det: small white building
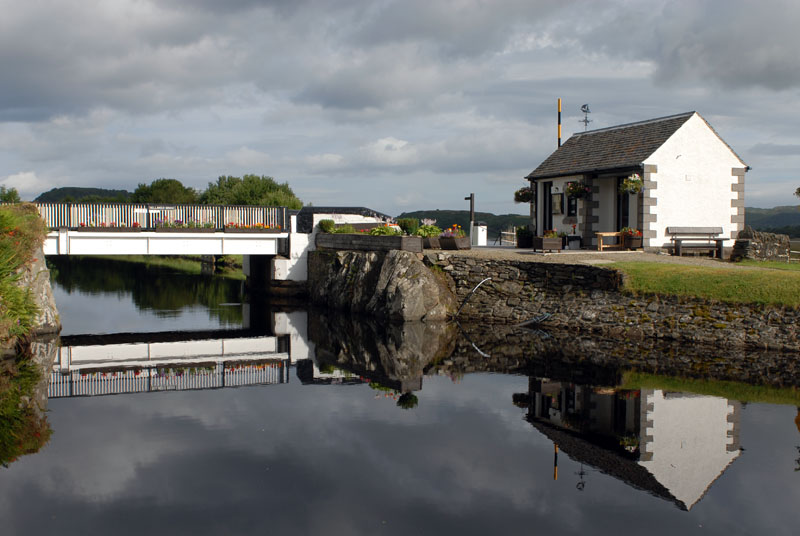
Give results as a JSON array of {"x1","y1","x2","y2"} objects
[{"x1": 524, "y1": 112, "x2": 749, "y2": 249}]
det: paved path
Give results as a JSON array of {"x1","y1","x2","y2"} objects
[{"x1": 435, "y1": 247, "x2": 774, "y2": 270}]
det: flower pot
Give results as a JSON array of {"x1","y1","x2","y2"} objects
[
  {"x1": 422, "y1": 237, "x2": 441, "y2": 249},
  {"x1": 516, "y1": 235, "x2": 533, "y2": 248},
  {"x1": 76, "y1": 227, "x2": 142, "y2": 232},
  {"x1": 533, "y1": 236, "x2": 562, "y2": 252},
  {"x1": 155, "y1": 227, "x2": 216, "y2": 232},
  {"x1": 624, "y1": 236, "x2": 643, "y2": 250},
  {"x1": 224, "y1": 227, "x2": 282, "y2": 233},
  {"x1": 439, "y1": 236, "x2": 471, "y2": 250}
]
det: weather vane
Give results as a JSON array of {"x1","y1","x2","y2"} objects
[{"x1": 580, "y1": 104, "x2": 592, "y2": 131}]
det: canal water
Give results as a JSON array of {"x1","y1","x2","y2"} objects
[{"x1": 1, "y1": 257, "x2": 799, "y2": 535}]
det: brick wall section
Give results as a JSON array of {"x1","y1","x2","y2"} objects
[{"x1": 426, "y1": 253, "x2": 799, "y2": 352}]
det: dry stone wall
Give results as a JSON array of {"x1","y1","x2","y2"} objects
[
  {"x1": 426, "y1": 252, "x2": 798, "y2": 352},
  {"x1": 731, "y1": 226, "x2": 791, "y2": 262}
]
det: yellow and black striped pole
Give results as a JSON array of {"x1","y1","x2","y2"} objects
[{"x1": 558, "y1": 98, "x2": 562, "y2": 148}]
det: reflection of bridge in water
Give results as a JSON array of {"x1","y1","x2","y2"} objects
[{"x1": 50, "y1": 329, "x2": 291, "y2": 398}]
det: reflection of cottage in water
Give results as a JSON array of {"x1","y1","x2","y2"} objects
[{"x1": 516, "y1": 378, "x2": 741, "y2": 510}]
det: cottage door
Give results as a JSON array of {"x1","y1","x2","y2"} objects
[
  {"x1": 543, "y1": 182, "x2": 553, "y2": 231},
  {"x1": 616, "y1": 177, "x2": 629, "y2": 231}
]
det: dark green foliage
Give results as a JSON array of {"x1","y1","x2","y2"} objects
[
  {"x1": 516, "y1": 226, "x2": 533, "y2": 239},
  {"x1": 0, "y1": 186, "x2": 21, "y2": 203},
  {"x1": 318, "y1": 219, "x2": 335, "y2": 233},
  {"x1": 745, "y1": 206, "x2": 800, "y2": 229},
  {"x1": 396, "y1": 392, "x2": 418, "y2": 410},
  {"x1": 396, "y1": 218, "x2": 419, "y2": 236},
  {"x1": 199, "y1": 174, "x2": 302, "y2": 209},
  {"x1": 131, "y1": 178, "x2": 198, "y2": 204},
  {"x1": 34, "y1": 187, "x2": 131, "y2": 203},
  {"x1": 0, "y1": 358, "x2": 52, "y2": 466},
  {"x1": 397, "y1": 210, "x2": 528, "y2": 240}
]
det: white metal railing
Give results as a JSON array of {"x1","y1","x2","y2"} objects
[
  {"x1": 33, "y1": 202, "x2": 287, "y2": 231},
  {"x1": 48, "y1": 360, "x2": 289, "y2": 398}
]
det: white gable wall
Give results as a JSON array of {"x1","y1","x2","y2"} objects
[{"x1": 643, "y1": 113, "x2": 744, "y2": 247}]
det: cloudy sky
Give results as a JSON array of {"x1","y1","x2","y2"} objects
[{"x1": 1, "y1": 0, "x2": 798, "y2": 215}]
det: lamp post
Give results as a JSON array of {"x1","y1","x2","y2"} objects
[{"x1": 465, "y1": 193, "x2": 474, "y2": 244}]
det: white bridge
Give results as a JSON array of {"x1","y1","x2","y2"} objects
[{"x1": 35, "y1": 202, "x2": 289, "y2": 256}]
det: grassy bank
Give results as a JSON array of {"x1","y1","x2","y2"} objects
[
  {"x1": 89, "y1": 254, "x2": 245, "y2": 280},
  {"x1": 0, "y1": 204, "x2": 47, "y2": 343},
  {"x1": 621, "y1": 371, "x2": 800, "y2": 406},
  {"x1": 610, "y1": 261, "x2": 800, "y2": 308}
]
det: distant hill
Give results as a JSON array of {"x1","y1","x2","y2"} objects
[
  {"x1": 35, "y1": 187, "x2": 132, "y2": 203},
  {"x1": 396, "y1": 210, "x2": 529, "y2": 239},
  {"x1": 745, "y1": 205, "x2": 800, "y2": 237}
]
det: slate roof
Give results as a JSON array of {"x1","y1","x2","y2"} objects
[{"x1": 526, "y1": 112, "x2": 696, "y2": 180}]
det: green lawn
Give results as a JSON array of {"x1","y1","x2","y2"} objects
[
  {"x1": 621, "y1": 371, "x2": 800, "y2": 406},
  {"x1": 609, "y1": 261, "x2": 800, "y2": 308}
]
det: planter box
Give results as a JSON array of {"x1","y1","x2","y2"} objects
[
  {"x1": 76, "y1": 227, "x2": 142, "y2": 232},
  {"x1": 533, "y1": 236, "x2": 562, "y2": 252},
  {"x1": 224, "y1": 227, "x2": 282, "y2": 233},
  {"x1": 439, "y1": 236, "x2": 471, "y2": 250},
  {"x1": 516, "y1": 235, "x2": 533, "y2": 248},
  {"x1": 316, "y1": 233, "x2": 423, "y2": 253},
  {"x1": 625, "y1": 236, "x2": 643, "y2": 250},
  {"x1": 155, "y1": 227, "x2": 216, "y2": 233},
  {"x1": 422, "y1": 237, "x2": 441, "y2": 249}
]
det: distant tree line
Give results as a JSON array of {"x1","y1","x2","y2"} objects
[{"x1": 33, "y1": 174, "x2": 302, "y2": 208}]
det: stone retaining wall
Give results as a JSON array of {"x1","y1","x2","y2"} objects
[
  {"x1": 730, "y1": 226, "x2": 791, "y2": 262},
  {"x1": 425, "y1": 252, "x2": 798, "y2": 352}
]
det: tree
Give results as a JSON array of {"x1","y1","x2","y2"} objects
[
  {"x1": 199, "y1": 174, "x2": 302, "y2": 209},
  {"x1": 131, "y1": 178, "x2": 198, "y2": 204},
  {"x1": 795, "y1": 186, "x2": 800, "y2": 198},
  {"x1": 0, "y1": 186, "x2": 21, "y2": 203}
]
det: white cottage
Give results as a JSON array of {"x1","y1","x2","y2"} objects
[{"x1": 525, "y1": 112, "x2": 749, "y2": 249}]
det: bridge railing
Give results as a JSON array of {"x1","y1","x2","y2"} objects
[{"x1": 34, "y1": 202, "x2": 287, "y2": 231}]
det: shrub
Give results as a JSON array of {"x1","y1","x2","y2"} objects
[
  {"x1": 415, "y1": 225, "x2": 442, "y2": 238},
  {"x1": 516, "y1": 226, "x2": 533, "y2": 239},
  {"x1": 396, "y1": 218, "x2": 419, "y2": 236},
  {"x1": 333, "y1": 224, "x2": 356, "y2": 234},
  {"x1": 369, "y1": 225, "x2": 401, "y2": 236},
  {"x1": 318, "y1": 219, "x2": 335, "y2": 233}
]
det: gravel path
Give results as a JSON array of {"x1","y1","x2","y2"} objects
[{"x1": 432, "y1": 247, "x2": 765, "y2": 270}]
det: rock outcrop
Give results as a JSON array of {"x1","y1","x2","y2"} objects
[
  {"x1": 21, "y1": 246, "x2": 61, "y2": 336},
  {"x1": 308, "y1": 249, "x2": 457, "y2": 321}
]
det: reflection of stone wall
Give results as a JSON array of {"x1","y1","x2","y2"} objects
[
  {"x1": 428, "y1": 253, "x2": 798, "y2": 352},
  {"x1": 730, "y1": 226, "x2": 791, "y2": 262}
]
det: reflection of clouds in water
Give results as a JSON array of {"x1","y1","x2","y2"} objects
[{"x1": 1, "y1": 375, "x2": 800, "y2": 533}]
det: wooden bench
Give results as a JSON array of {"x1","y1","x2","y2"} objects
[
  {"x1": 596, "y1": 231, "x2": 623, "y2": 251},
  {"x1": 666, "y1": 226, "x2": 726, "y2": 258}
]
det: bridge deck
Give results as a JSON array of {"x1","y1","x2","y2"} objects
[{"x1": 44, "y1": 228, "x2": 287, "y2": 255}]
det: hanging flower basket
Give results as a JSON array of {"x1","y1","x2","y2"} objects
[
  {"x1": 619, "y1": 173, "x2": 643, "y2": 194},
  {"x1": 565, "y1": 181, "x2": 591, "y2": 199}
]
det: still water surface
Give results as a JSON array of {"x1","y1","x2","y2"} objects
[{"x1": 1, "y1": 257, "x2": 799, "y2": 535}]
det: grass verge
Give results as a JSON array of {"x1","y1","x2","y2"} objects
[
  {"x1": 621, "y1": 371, "x2": 800, "y2": 406},
  {"x1": 0, "y1": 204, "x2": 47, "y2": 343},
  {"x1": 609, "y1": 261, "x2": 800, "y2": 308}
]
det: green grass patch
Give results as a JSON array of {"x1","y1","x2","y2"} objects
[
  {"x1": 621, "y1": 371, "x2": 800, "y2": 406},
  {"x1": 609, "y1": 261, "x2": 800, "y2": 307},
  {"x1": 736, "y1": 259, "x2": 800, "y2": 271},
  {"x1": 0, "y1": 204, "x2": 47, "y2": 343}
]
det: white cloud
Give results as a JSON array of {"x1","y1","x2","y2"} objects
[{"x1": 1, "y1": 171, "x2": 51, "y2": 200}]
